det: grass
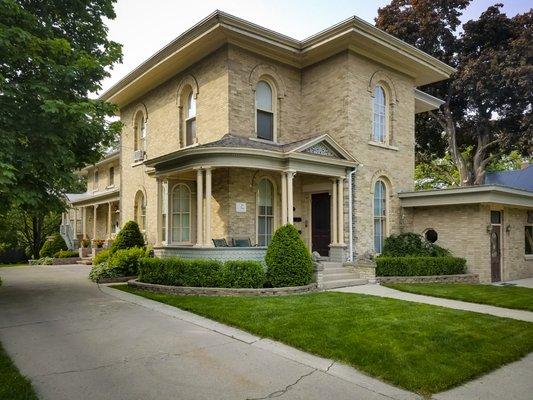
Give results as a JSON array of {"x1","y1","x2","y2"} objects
[
  {"x1": 0, "y1": 263, "x2": 28, "y2": 268},
  {"x1": 0, "y1": 342, "x2": 38, "y2": 400},
  {"x1": 385, "y1": 283, "x2": 533, "y2": 312},
  {"x1": 114, "y1": 285, "x2": 533, "y2": 395}
]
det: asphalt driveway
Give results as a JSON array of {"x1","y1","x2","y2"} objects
[{"x1": 0, "y1": 265, "x2": 414, "y2": 400}]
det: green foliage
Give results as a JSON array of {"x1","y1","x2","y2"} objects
[
  {"x1": 382, "y1": 233, "x2": 451, "y2": 257},
  {"x1": 0, "y1": 341, "x2": 38, "y2": 400},
  {"x1": 88, "y1": 262, "x2": 122, "y2": 282},
  {"x1": 29, "y1": 257, "x2": 54, "y2": 265},
  {"x1": 39, "y1": 234, "x2": 67, "y2": 257},
  {"x1": 54, "y1": 250, "x2": 79, "y2": 258},
  {"x1": 0, "y1": 245, "x2": 27, "y2": 264},
  {"x1": 220, "y1": 260, "x2": 265, "y2": 288},
  {"x1": 265, "y1": 225, "x2": 313, "y2": 287},
  {"x1": 111, "y1": 221, "x2": 145, "y2": 252},
  {"x1": 93, "y1": 248, "x2": 112, "y2": 265},
  {"x1": 88, "y1": 247, "x2": 147, "y2": 282},
  {"x1": 138, "y1": 257, "x2": 224, "y2": 288},
  {"x1": 0, "y1": 0, "x2": 122, "y2": 215},
  {"x1": 376, "y1": 257, "x2": 466, "y2": 277}
]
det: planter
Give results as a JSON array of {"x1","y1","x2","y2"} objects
[
  {"x1": 79, "y1": 247, "x2": 91, "y2": 258},
  {"x1": 128, "y1": 279, "x2": 317, "y2": 297}
]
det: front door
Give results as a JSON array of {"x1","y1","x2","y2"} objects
[
  {"x1": 311, "y1": 193, "x2": 331, "y2": 257},
  {"x1": 490, "y1": 211, "x2": 502, "y2": 282}
]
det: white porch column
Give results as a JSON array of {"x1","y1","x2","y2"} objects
[
  {"x1": 73, "y1": 208, "x2": 78, "y2": 238},
  {"x1": 287, "y1": 171, "x2": 295, "y2": 225},
  {"x1": 281, "y1": 172, "x2": 287, "y2": 225},
  {"x1": 107, "y1": 202, "x2": 112, "y2": 240},
  {"x1": 337, "y1": 177, "x2": 344, "y2": 245},
  {"x1": 92, "y1": 204, "x2": 98, "y2": 240},
  {"x1": 331, "y1": 178, "x2": 338, "y2": 244},
  {"x1": 162, "y1": 179, "x2": 169, "y2": 244},
  {"x1": 196, "y1": 168, "x2": 204, "y2": 246},
  {"x1": 82, "y1": 207, "x2": 87, "y2": 239},
  {"x1": 204, "y1": 167, "x2": 212, "y2": 246}
]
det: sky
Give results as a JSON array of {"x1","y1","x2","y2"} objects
[{"x1": 100, "y1": 0, "x2": 532, "y2": 94}]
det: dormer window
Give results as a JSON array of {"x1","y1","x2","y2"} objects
[
  {"x1": 373, "y1": 85, "x2": 387, "y2": 143},
  {"x1": 185, "y1": 91, "x2": 196, "y2": 146},
  {"x1": 256, "y1": 80, "x2": 274, "y2": 141}
]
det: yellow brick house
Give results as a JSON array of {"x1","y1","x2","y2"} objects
[{"x1": 61, "y1": 11, "x2": 532, "y2": 284}]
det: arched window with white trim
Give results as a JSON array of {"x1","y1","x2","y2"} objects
[
  {"x1": 185, "y1": 91, "x2": 196, "y2": 146},
  {"x1": 134, "y1": 190, "x2": 146, "y2": 232},
  {"x1": 257, "y1": 178, "x2": 274, "y2": 246},
  {"x1": 134, "y1": 112, "x2": 146, "y2": 152},
  {"x1": 373, "y1": 180, "x2": 387, "y2": 253},
  {"x1": 373, "y1": 85, "x2": 386, "y2": 143},
  {"x1": 256, "y1": 80, "x2": 274, "y2": 141},
  {"x1": 171, "y1": 184, "x2": 191, "y2": 243}
]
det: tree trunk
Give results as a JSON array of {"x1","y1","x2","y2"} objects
[{"x1": 443, "y1": 105, "x2": 473, "y2": 186}]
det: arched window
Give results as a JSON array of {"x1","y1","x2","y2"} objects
[
  {"x1": 108, "y1": 166, "x2": 114, "y2": 186},
  {"x1": 257, "y1": 178, "x2": 274, "y2": 246},
  {"x1": 134, "y1": 112, "x2": 146, "y2": 152},
  {"x1": 134, "y1": 191, "x2": 146, "y2": 231},
  {"x1": 185, "y1": 91, "x2": 196, "y2": 146},
  {"x1": 373, "y1": 180, "x2": 387, "y2": 253},
  {"x1": 256, "y1": 80, "x2": 274, "y2": 141},
  {"x1": 373, "y1": 85, "x2": 386, "y2": 143},
  {"x1": 171, "y1": 184, "x2": 190, "y2": 243},
  {"x1": 94, "y1": 169, "x2": 99, "y2": 190}
]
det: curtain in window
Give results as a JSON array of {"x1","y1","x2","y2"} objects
[
  {"x1": 373, "y1": 180, "x2": 386, "y2": 253},
  {"x1": 172, "y1": 184, "x2": 190, "y2": 243},
  {"x1": 257, "y1": 179, "x2": 274, "y2": 246},
  {"x1": 373, "y1": 86, "x2": 386, "y2": 142}
]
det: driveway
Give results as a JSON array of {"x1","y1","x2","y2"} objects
[{"x1": 0, "y1": 265, "x2": 415, "y2": 400}]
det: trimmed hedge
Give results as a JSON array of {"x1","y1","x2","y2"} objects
[
  {"x1": 88, "y1": 247, "x2": 148, "y2": 282},
  {"x1": 111, "y1": 221, "x2": 145, "y2": 252},
  {"x1": 265, "y1": 225, "x2": 313, "y2": 287},
  {"x1": 138, "y1": 257, "x2": 223, "y2": 287},
  {"x1": 54, "y1": 250, "x2": 79, "y2": 258},
  {"x1": 382, "y1": 233, "x2": 451, "y2": 257},
  {"x1": 39, "y1": 234, "x2": 67, "y2": 257},
  {"x1": 376, "y1": 256, "x2": 467, "y2": 277},
  {"x1": 220, "y1": 260, "x2": 265, "y2": 288}
]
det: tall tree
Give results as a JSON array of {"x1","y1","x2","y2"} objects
[
  {"x1": 376, "y1": 1, "x2": 532, "y2": 185},
  {"x1": 0, "y1": 0, "x2": 122, "y2": 254}
]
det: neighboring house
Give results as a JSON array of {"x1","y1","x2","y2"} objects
[{"x1": 61, "y1": 11, "x2": 532, "y2": 283}]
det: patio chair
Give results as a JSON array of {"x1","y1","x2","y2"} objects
[
  {"x1": 232, "y1": 238, "x2": 252, "y2": 247},
  {"x1": 212, "y1": 238, "x2": 229, "y2": 247}
]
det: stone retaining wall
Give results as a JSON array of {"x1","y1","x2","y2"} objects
[
  {"x1": 128, "y1": 279, "x2": 317, "y2": 296},
  {"x1": 52, "y1": 257, "x2": 81, "y2": 265},
  {"x1": 98, "y1": 275, "x2": 137, "y2": 284},
  {"x1": 376, "y1": 274, "x2": 479, "y2": 284}
]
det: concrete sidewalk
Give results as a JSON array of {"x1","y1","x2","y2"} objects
[
  {"x1": 333, "y1": 284, "x2": 533, "y2": 322},
  {"x1": 0, "y1": 265, "x2": 418, "y2": 400}
]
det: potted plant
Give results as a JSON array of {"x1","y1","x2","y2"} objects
[
  {"x1": 79, "y1": 239, "x2": 91, "y2": 258},
  {"x1": 92, "y1": 239, "x2": 105, "y2": 257}
]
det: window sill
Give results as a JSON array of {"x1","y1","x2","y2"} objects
[
  {"x1": 368, "y1": 141, "x2": 398, "y2": 151},
  {"x1": 131, "y1": 160, "x2": 144, "y2": 167},
  {"x1": 525, "y1": 255, "x2": 533, "y2": 261},
  {"x1": 105, "y1": 185, "x2": 115, "y2": 190},
  {"x1": 249, "y1": 137, "x2": 279, "y2": 145},
  {"x1": 180, "y1": 143, "x2": 199, "y2": 151}
]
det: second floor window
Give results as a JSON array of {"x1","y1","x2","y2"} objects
[
  {"x1": 373, "y1": 85, "x2": 386, "y2": 143},
  {"x1": 256, "y1": 80, "x2": 274, "y2": 141},
  {"x1": 94, "y1": 170, "x2": 99, "y2": 190},
  {"x1": 134, "y1": 112, "x2": 146, "y2": 153},
  {"x1": 108, "y1": 167, "x2": 114, "y2": 187},
  {"x1": 185, "y1": 91, "x2": 196, "y2": 146}
]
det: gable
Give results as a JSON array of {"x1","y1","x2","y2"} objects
[{"x1": 301, "y1": 142, "x2": 343, "y2": 159}]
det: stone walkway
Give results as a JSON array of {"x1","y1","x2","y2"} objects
[
  {"x1": 495, "y1": 277, "x2": 533, "y2": 289},
  {"x1": 333, "y1": 284, "x2": 533, "y2": 322}
]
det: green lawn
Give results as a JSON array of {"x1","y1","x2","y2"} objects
[
  {"x1": 114, "y1": 286, "x2": 533, "y2": 395},
  {"x1": 0, "y1": 342, "x2": 38, "y2": 400},
  {"x1": 385, "y1": 283, "x2": 533, "y2": 311},
  {"x1": 0, "y1": 264, "x2": 28, "y2": 268}
]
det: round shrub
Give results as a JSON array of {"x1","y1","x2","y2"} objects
[
  {"x1": 265, "y1": 224, "x2": 313, "y2": 287},
  {"x1": 221, "y1": 260, "x2": 265, "y2": 288},
  {"x1": 93, "y1": 248, "x2": 112, "y2": 265},
  {"x1": 111, "y1": 221, "x2": 145, "y2": 252},
  {"x1": 108, "y1": 247, "x2": 147, "y2": 277},
  {"x1": 382, "y1": 233, "x2": 450, "y2": 257},
  {"x1": 39, "y1": 234, "x2": 67, "y2": 257}
]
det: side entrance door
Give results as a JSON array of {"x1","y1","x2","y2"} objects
[
  {"x1": 311, "y1": 193, "x2": 331, "y2": 257},
  {"x1": 490, "y1": 211, "x2": 502, "y2": 282}
]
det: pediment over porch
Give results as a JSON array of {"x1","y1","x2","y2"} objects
[{"x1": 285, "y1": 134, "x2": 357, "y2": 162}]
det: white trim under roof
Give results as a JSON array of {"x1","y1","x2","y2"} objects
[
  {"x1": 399, "y1": 185, "x2": 533, "y2": 209},
  {"x1": 414, "y1": 89, "x2": 445, "y2": 113}
]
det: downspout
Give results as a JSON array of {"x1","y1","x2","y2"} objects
[{"x1": 347, "y1": 164, "x2": 361, "y2": 262}]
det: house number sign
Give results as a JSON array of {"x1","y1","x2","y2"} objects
[{"x1": 236, "y1": 202, "x2": 247, "y2": 213}]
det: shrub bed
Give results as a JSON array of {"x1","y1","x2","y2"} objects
[
  {"x1": 220, "y1": 260, "x2": 265, "y2": 288},
  {"x1": 138, "y1": 257, "x2": 223, "y2": 287},
  {"x1": 376, "y1": 256, "x2": 466, "y2": 277},
  {"x1": 39, "y1": 234, "x2": 67, "y2": 257},
  {"x1": 89, "y1": 247, "x2": 148, "y2": 282},
  {"x1": 54, "y1": 250, "x2": 79, "y2": 258}
]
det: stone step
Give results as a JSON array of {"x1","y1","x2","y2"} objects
[
  {"x1": 77, "y1": 259, "x2": 92, "y2": 265},
  {"x1": 321, "y1": 261, "x2": 343, "y2": 268},
  {"x1": 321, "y1": 267, "x2": 352, "y2": 274},
  {"x1": 322, "y1": 272, "x2": 358, "y2": 282},
  {"x1": 321, "y1": 279, "x2": 367, "y2": 290}
]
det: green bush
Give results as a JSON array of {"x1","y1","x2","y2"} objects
[
  {"x1": 93, "y1": 248, "x2": 112, "y2": 265},
  {"x1": 220, "y1": 260, "x2": 265, "y2": 288},
  {"x1": 88, "y1": 247, "x2": 147, "y2": 282},
  {"x1": 265, "y1": 225, "x2": 313, "y2": 287},
  {"x1": 39, "y1": 234, "x2": 67, "y2": 257},
  {"x1": 138, "y1": 257, "x2": 224, "y2": 287},
  {"x1": 29, "y1": 257, "x2": 54, "y2": 265},
  {"x1": 54, "y1": 250, "x2": 79, "y2": 258},
  {"x1": 0, "y1": 244, "x2": 27, "y2": 264},
  {"x1": 88, "y1": 262, "x2": 125, "y2": 282},
  {"x1": 376, "y1": 256, "x2": 466, "y2": 277},
  {"x1": 381, "y1": 233, "x2": 451, "y2": 257},
  {"x1": 111, "y1": 221, "x2": 145, "y2": 252}
]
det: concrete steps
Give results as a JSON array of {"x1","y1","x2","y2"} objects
[
  {"x1": 77, "y1": 258, "x2": 92, "y2": 265},
  {"x1": 317, "y1": 261, "x2": 367, "y2": 289}
]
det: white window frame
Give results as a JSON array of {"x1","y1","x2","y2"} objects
[
  {"x1": 184, "y1": 91, "x2": 196, "y2": 147},
  {"x1": 525, "y1": 211, "x2": 533, "y2": 257},
  {"x1": 372, "y1": 85, "x2": 387, "y2": 144},
  {"x1": 134, "y1": 190, "x2": 146, "y2": 232},
  {"x1": 171, "y1": 183, "x2": 192, "y2": 244},
  {"x1": 373, "y1": 179, "x2": 387, "y2": 253},
  {"x1": 255, "y1": 79, "x2": 276, "y2": 142},
  {"x1": 256, "y1": 177, "x2": 276, "y2": 247}
]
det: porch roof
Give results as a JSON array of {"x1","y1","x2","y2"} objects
[
  {"x1": 66, "y1": 188, "x2": 120, "y2": 207},
  {"x1": 145, "y1": 133, "x2": 358, "y2": 178}
]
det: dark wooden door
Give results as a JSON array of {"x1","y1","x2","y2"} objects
[
  {"x1": 311, "y1": 193, "x2": 331, "y2": 257},
  {"x1": 490, "y1": 225, "x2": 501, "y2": 282}
]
